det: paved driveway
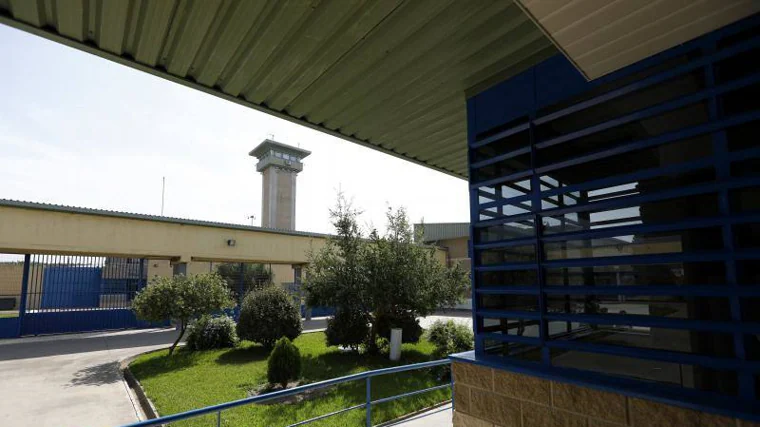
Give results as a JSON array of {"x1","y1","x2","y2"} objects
[{"x1": 0, "y1": 328, "x2": 180, "y2": 427}]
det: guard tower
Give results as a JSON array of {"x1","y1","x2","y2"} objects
[{"x1": 249, "y1": 139, "x2": 311, "y2": 230}]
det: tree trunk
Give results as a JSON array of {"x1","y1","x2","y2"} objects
[
  {"x1": 169, "y1": 320, "x2": 186, "y2": 355},
  {"x1": 367, "y1": 313, "x2": 379, "y2": 355}
]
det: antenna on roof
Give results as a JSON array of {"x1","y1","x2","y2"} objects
[
  {"x1": 161, "y1": 176, "x2": 166, "y2": 216},
  {"x1": 268, "y1": 133, "x2": 275, "y2": 140}
]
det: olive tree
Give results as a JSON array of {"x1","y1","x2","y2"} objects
[
  {"x1": 132, "y1": 273, "x2": 234, "y2": 355},
  {"x1": 305, "y1": 196, "x2": 469, "y2": 353}
]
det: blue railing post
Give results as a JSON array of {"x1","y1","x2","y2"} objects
[
  {"x1": 238, "y1": 262, "x2": 245, "y2": 305},
  {"x1": 16, "y1": 254, "x2": 31, "y2": 337},
  {"x1": 138, "y1": 258, "x2": 145, "y2": 288},
  {"x1": 365, "y1": 376, "x2": 372, "y2": 427},
  {"x1": 451, "y1": 369, "x2": 455, "y2": 412}
]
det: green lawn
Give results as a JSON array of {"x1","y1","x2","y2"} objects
[{"x1": 129, "y1": 332, "x2": 450, "y2": 427}]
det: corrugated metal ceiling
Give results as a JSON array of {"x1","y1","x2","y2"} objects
[
  {"x1": 517, "y1": 0, "x2": 760, "y2": 79},
  {"x1": 0, "y1": 0, "x2": 557, "y2": 179},
  {"x1": 414, "y1": 222, "x2": 469, "y2": 242}
]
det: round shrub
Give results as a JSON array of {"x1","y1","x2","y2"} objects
[
  {"x1": 374, "y1": 311, "x2": 423, "y2": 344},
  {"x1": 237, "y1": 285, "x2": 302, "y2": 349},
  {"x1": 325, "y1": 309, "x2": 370, "y2": 350},
  {"x1": 186, "y1": 315, "x2": 239, "y2": 351},
  {"x1": 427, "y1": 320, "x2": 473, "y2": 379},
  {"x1": 427, "y1": 319, "x2": 473, "y2": 356},
  {"x1": 267, "y1": 337, "x2": 302, "y2": 387}
]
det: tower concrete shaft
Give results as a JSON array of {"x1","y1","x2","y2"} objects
[{"x1": 249, "y1": 139, "x2": 311, "y2": 230}]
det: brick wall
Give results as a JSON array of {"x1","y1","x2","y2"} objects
[{"x1": 452, "y1": 361, "x2": 758, "y2": 427}]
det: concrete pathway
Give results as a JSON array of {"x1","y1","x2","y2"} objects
[
  {"x1": 302, "y1": 316, "x2": 328, "y2": 332},
  {"x1": 0, "y1": 328, "x2": 180, "y2": 427},
  {"x1": 303, "y1": 310, "x2": 473, "y2": 333},
  {"x1": 419, "y1": 310, "x2": 472, "y2": 330},
  {"x1": 384, "y1": 403, "x2": 453, "y2": 427}
]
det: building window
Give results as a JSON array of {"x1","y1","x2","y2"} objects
[{"x1": 468, "y1": 16, "x2": 760, "y2": 412}]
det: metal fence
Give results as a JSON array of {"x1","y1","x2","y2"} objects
[
  {"x1": 0, "y1": 254, "x2": 324, "y2": 338},
  {"x1": 0, "y1": 254, "x2": 24, "y2": 338},
  {"x1": 25, "y1": 255, "x2": 144, "y2": 312},
  {"x1": 121, "y1": 359, "x2": 452, "y2": 427},
  {"x1": 4, "y1": 254, "x2": 163, "y2": 337}
]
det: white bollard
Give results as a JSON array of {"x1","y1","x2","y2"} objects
[{"x1": 390, "y1": 328, "x2": 402, "y2": 361}]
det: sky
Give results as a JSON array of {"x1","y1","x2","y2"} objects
[{"x1": 0, "y1": 24, "x2": 469, "y2": 236}]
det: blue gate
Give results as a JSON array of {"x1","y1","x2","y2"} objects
[{"x1": 20, "y1": 254, "x2": 158, "y2": 336}]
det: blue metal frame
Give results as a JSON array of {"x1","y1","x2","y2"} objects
[
  {"x1": 18, "y1": 254, "x2": 161, "y2": 336},
  {"x1": 119, "y1": 359, "x2": 452, "y2": 427},
  {"x1": 466, "y1": 13, "x2": 760, "y2": 421},
  {"x1": 16, "y1": 254, "x2": 31, "y2": 337}
]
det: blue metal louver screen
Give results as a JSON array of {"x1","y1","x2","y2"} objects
[{"x1": 467, "y1": 14, "x2": 760, "y2": 419}]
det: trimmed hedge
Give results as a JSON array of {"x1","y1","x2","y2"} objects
[{"x1": 237, "y1": 285, "x2": 302, "y2": 349}]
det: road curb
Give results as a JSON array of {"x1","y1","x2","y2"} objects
[{"x1": 120, "y1": 350, "x2": 165, "y2": 422}]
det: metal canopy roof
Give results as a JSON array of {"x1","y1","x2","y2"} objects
[
  {"x1": 414, "y1": 222, "x2": 470, "y2": 243},
  {"x1": 0, "y1": 0, "x2": 556, "y2": 179},
  {"x1": 517, "y1": 0, "x2": 760, "y2": 80}
]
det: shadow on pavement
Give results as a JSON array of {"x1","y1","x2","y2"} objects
[
  {"x1": 67, "y1": 361, "x2": 122, "y2": 387},
  {"x1": 0, "y1": 328, "x2": 180, "y2": 362}
]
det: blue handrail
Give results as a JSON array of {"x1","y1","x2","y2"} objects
[{"x1": 121, "y1": 358, "x2": 452, "y2": 427}]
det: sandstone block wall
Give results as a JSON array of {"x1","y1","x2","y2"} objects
[{"x1": 452, "y1": 361, "x2": 758, "y2": 427}]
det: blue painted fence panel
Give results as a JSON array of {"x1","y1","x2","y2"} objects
[
  {"x1": 21, "y1": 309, "x2": 163, "y2": 336},
  {"x1": 0, "y1": 317, "x2": 19, "y2": 339},
  {"x1": 41, "y1": 266, "x2": 101, "y2": 309}
]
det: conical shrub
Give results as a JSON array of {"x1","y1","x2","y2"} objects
[{"x1": 267, "y1": 337, "x2": 302, "y2": 388}]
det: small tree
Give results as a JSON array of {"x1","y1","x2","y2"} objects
[
  {"x1": 237, "y1": 285, "x2": 302, "y2": 349},
  {"x1": 305, "y1": 195, "x2": 469, "y2": 353},
  {"x1": 267, "y1": 337, "x2": 302, "y2": 388},
  {"x1": 133, "y1": 273, "x2": 234, "y2": 355}
]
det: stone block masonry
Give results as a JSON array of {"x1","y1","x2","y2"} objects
[{"x1": 451, "y1": 361, "x2": 760, "y2": 427}]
